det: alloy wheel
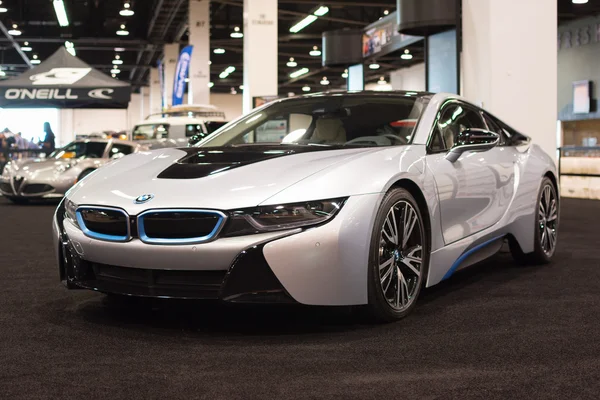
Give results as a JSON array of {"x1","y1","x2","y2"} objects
[
  {"x1": 538, "y1": 184, "x2": 558, "y2": 255},
  {"x1": 378, "y1": 200, "x2": 423, "y2": 311}
]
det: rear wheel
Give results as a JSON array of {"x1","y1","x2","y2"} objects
[
  {"x1": 510, "y1": 177, "x2": 558, "y2": 264},
  {"x1": 366, "y1": 188, "x2": 428, "y2": 322}
]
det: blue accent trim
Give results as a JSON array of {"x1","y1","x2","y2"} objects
[
  {"x1": 442, "y1": 235, "x2": 504, "y2": 280},
  {"x1": 75, "y1": 206, "x2": 130, "y2": 242},
  {"x1": 137, "y1": 208, "x2": 227, "y2": 245}
]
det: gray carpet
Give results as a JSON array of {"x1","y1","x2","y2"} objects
[{"x1": 0, "y1": 197, "x2": 599, "y2": 399}]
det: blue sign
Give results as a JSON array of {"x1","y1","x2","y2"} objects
[
  {"x1": 157, "y1": 59, "x2": 165, "y2": 110},
  {"x1": 172, "y1": 45, "x2": 193, "y2": 106}
]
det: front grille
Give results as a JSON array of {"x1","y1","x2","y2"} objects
[
  {"x1": 138, "y1": 209, "x2": 225, "y2": 243},
  {"x1": 90, "y1": 262, "x2": 226, "y2": 298},
  {"x1": 13, "y1": 177, "x2": 24, "y2": 193},
  {"x1": 0, "y1": 182, "x2": 12, "y2": 194},
  {"x1": 77, "y1": 207, "x2": 129, "y2": 241},
  {"x1": 22, "y1": 184, "x2": 53, "y2": 194}
]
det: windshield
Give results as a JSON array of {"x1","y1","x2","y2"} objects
[
  {"x1": 50, "y1": 141, "x2": 107, "y2": 159},
  {"x1": 197, "y1": 95, "x2": 427, "y2": 148},
  {"x1": 132, "y1": 123, "x2": 169, "y2": 140}
]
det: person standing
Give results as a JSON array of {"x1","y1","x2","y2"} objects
[{"x1": 42, "y1": 122, "x2": 56, "y2": 156}]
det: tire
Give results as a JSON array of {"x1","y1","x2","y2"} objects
[
  {"x1": 365, "y1": 188, "x2": 429, "y2": 322},
  {"x1": 6, "y1": 196, "x2": 29, "y2": 205},
  {"x1": 509, "y1": 177, "x2": 558, "y2": 264},
  {"x1": 77, "y1": 169, "x2": 95, "y2": 182}
]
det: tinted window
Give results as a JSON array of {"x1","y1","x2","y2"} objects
[
  {"x1": 110, "y1": 143, "x2": 133, "y2": 157},
  {"x1": 132, "y1": 124, "x2": 169, "y2": 140},
  {"x1": 434, "y1": 104, "x2": 486, "y2": 150},
  {"x1": 185, "y1": 124, "x2": 204, "y2": 137},
  {"x1": 51, "y1": 141, "x2": 107, "y2": 159},
  {"x1": 198, "y1": 96, "x2": 428, "y2": 148}
]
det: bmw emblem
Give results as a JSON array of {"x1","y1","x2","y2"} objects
[{"x1": 134, "y1": 194, "x2": 154, "y2": 204}]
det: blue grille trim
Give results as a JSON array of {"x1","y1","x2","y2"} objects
[
  {"x1": 137, "y1": 209, "x2": 227, "y2": 245},
  {"x1": 75, "y1": 206, "x2": 130, "y2": 242}
]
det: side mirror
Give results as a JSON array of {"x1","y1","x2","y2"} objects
[{"x1": 445, "y1": 128, "x2": 499, "y2": 163}]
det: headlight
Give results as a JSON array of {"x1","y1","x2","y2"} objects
[
  {"x1": 222, "y1": 198, "x2": 347, "y2": 237},
  {"x1": 65, "y1": 198, "x2": 80, "y2": 228}
]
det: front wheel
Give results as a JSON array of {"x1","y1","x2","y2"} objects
[
  {"x1": 510, "y1": 177, "x2": 559, "y2": 264},
  {"x1": 365, "y1": 188, "x2": 429, "y2": 322}
]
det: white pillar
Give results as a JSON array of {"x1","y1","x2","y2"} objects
[
  {"x1": 389, "y1": 63, "x2": 425, "y2": 91},
  {"x1": 189, "y1": 0, "x2": 211, "y2": 105},
  {"x1": 149, "y1": 67, "x2": 162, "y2": 115},
  {"x1": 163, "y1": 43, "x2": 180, "y2": 109},
  {"x1": 462, "y1": 0, "x2": 557, "y2": 162},
  {"x1": 243, "y1": 0, "x2": 278, "y2": 113}
]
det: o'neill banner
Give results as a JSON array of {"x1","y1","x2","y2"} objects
[
  {"x1": 172, "y1": 45, "x2": 193, "y2": 106},
  {"x1": 0, "y1": 47, "x2": 131, "y2": 109}
]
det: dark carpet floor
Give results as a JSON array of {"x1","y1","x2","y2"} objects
[{"x1": 0, "y1": 197, "x2": 599, "y2": 399}]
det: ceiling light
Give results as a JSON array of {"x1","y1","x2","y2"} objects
[
  {"x1": 208, "y1": 60, "x2": 212, "y2": 65},
  {"x1": 213, "y1": 48, "x2": 225, "y2": 54},
  {"x1": 309, "y1": 46, "x2": 321, "y2": 57},
  {"x1": 111, "y1": 73, "x2": 116, "y2": 78},
  {"x1": 314, "y1": 6, "x2": 329, "y2": 16},
  {"x1": 0, "y1": 1, "x2": 6, "y2": 13},
  {"x1": 110, "y1": 67, "x2": 121, "y2": 74},
  {"x1": 53, "y1": 0, "x2": 69, "y2": 27},
  {"x1": 384, "y1": 9, "x2": 389, "y2": 15},
  {"x1": 239, "y1": 85, "x2": 244, "y2": 90},
  {"x1": 401, "y1": 49, "x2": 413, "y2": 60},
  {"x1": 208, "y1": 82, "x2": 214, "y2": 88},
  {"x1": 289, "y1": 67, "x2": 309, "y2": 78},
  {"x1": 572, "y1": 0, "x2": 588, "y2": 3},
  {"x1": 31, "y1": 59, "x2": 41, "y2": 64},
  {"x1": 8, "y1": 24, "x2": 21, "y2": 36},
  {"x1": 342, "y1": 69, "x2": 348, "y2": 78},
  {"x1": 230, "y1": 26, "x2": 243, "y2": 38},
  {"x1": 320, "y1": 76, "x2": 330, "y2": 85},
  {"x1": 287, "y1": 57, "x2": 298, "y2": 67},
  {"x1": 114, "y1": 47, "x2": 125, "y2": 52},
  {"x1": 377, "y1": 76, "x2": 387, "y2": 85},
  {"x1": 230, "y1": 87, "x2": 237, "y2": 94},
  {"x1": 302, "y1": 86, "x2": 310, "y2": 92},
  {"x1": 290, "y1": 15, "x2": 317, "y2": 33},
  {"x1": 219, "y1": 66, "x2": 235, "y2": 79},
  {"x1": 119, "y1": 2, "x2": 134, "y2": 16},
  {"x1": 21, "y1": 42, "x2": 32, "y2": 52},
  {"x1": 112, "y1": 59, "x2": 123, "y2": 65},
  {"x1": 116, "y1": 24, "x2": 129, "y2": 36},
  {"x1": 65, "y1": 40, "x2": 76, "y2": 56},
  {"x1": 33, "y1": 54, "x2": 38, "y2": 59},
  {"x1": 369, "y1": 63, "x2": 380, "y2": 69},
  {"x1": 184, "y1": 78, "x2": 189, "y2": 82}
]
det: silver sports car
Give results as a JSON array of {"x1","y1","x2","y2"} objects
[
  {"x1": 52, "y1": 91, "x2": 559, "y2": 321},
  {"x1": 1, "y1": 139, "x2": 143, "y2": 204}
]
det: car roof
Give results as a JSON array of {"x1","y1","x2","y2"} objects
[{"x1": 71, "y1": 138, "x2": 138, "y2": 146}]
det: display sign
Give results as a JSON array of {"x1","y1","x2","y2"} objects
[
  {"x1": 172, "y1": 45, "x2": 193, "y2": 106},
  {"x1": 573, "y1": 80, "x2": 592, "y2": 114},
  {"x1": 157, "y1": 59, "x2": 165, "y2": 110},
  {"x1": 362, "y1": 13, "x2": 421, "y2": 58}
]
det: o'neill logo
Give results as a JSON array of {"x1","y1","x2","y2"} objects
[
  {"x1": 30, "y1": 68, "x2": 92, "y2": 85},
  {"x1": 88, "y1": 88, "x2": 114, "y2": 99},
  {"x1": 4, "y1": 88, "x2": 78, "y2": 100}
]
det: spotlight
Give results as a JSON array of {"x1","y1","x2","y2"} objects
[
  {"x1": 286, "y1": 57, "x2": 297, "y2": 68},
  {"x1": 401, "y1": 49, "x2": 413, "y2": 60},
  {"x1": 213, "y1": 48, "x2": 226, "y2": 54},
  {"x1": 309, "y1": 46, "x2": 321, "y2": 56},
  {"x1": 8, "y1": 24, "x2": 21, "y2": 36},
  {"x1": 230, "y1": 26, "x2": 243, "y2": 38},
  {"x1": 119, "y1": 2, "x2": 134, "y2": 16},
  {"x1": 21, "y1": 41, "x2": 32, "y2": 52},
  {"x1": 116, "y1": 24, "x2": 129, "y2": 36},
  {"x1": 320, "y1": 76, "x2": 330, "y2": 85}
]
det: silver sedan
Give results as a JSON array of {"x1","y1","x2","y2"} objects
[{"x1": 1, "y1": 139, "x2": 144, "y2": 204}]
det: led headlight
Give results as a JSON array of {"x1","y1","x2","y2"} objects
[
  {"x1": 64, "y1": 198, "x2": 80, "y2": 228},
  {"x1": 222, "y1": 198, "x2": 347, "y2": 237}
]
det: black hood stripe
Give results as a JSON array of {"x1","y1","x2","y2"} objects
[{"x1": 157, "y1": 144, "x2": 345, "y2": 179}]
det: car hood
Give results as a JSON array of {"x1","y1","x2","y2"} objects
[
  {"x1": 5, "y1": 158, "x2": 71, "y2": 179},
  {"x1": 67, "y1": 145, "x2": 384, "y2": 212}
]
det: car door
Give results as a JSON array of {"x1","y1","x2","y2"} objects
[{"x1": 426, "y1": 101, "x2": 516, "y2": 244}]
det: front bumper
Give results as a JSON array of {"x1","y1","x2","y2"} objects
[
  {"x1": 0, "y1": 175, "x2": 70, "y2": 199},
  {"x1": 53, "y1": 194, "x2": 381, "y2": 305}
]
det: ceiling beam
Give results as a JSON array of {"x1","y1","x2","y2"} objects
[{"x1": 0, "y1": 21, "x2": 32, "y2": 68}]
